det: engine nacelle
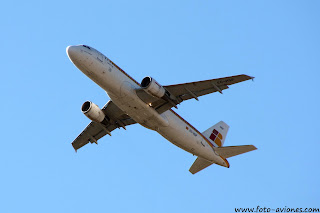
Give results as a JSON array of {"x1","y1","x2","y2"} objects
[
  {"x1": 141, "y1": 76, "x2": 166, "y2": 98},
  {"x1": 81, "y1": 101, "x2": 106, "y2": 123}
]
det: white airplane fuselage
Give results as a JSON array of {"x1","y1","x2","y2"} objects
[{"x1": 67, "y1": 45, "x2": 229, "y2": 167}]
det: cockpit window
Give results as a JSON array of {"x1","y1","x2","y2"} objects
[{"x1": 83, "y1": 45, "x2": 91, "y2": 49}]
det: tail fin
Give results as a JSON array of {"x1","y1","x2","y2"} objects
[{"x1": 202, "y1": 121, "x2": 229, "y2": 147}]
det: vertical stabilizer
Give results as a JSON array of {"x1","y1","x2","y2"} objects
[{"x1": 202, "y1": 121, "x2": 229, "y2": 147}]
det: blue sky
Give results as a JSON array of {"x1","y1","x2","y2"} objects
[{"x1": 1, "y1": 0, "x2": 319, "y2": 212}]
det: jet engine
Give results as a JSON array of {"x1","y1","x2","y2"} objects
[
  {"x1": 141, "y1": 76, "x2": 166, "y2": 98},
  {"x1": 81, "y1": 101, "x2": 109, "y2": 125}
]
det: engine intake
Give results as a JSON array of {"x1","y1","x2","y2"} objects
[
  {"x1": 141, "y1": 76, "x2": 166, "y2": 98},
  {"x1": 82, "y1": 101, "x2": 108, "y2": 124}
]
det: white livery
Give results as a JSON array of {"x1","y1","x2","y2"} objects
[{"x1": 67, "y1": 45, "x2": 257, "y2": 174}]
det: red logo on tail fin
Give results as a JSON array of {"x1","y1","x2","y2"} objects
[{"x1": 209, "y1": 129, "x2": 223, "y2": 146}]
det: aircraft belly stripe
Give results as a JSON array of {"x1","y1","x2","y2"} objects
[
  {"x1": 222, "y1": 158, "x2": 230, "y2": 168},
  {"x1": 109, "y1": 60, "x2": 141, "y2": 86},
  {"x1": 169, "y1": 109, "x2": 215, "y2": 148}
]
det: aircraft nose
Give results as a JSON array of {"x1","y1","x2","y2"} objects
[{"x1": 66, "y1": 45, "x2": 79, "y2": 60}]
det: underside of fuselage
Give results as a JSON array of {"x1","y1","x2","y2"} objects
[{"x1": 67, "y1": 45, "x2": 256, "y2": 174}]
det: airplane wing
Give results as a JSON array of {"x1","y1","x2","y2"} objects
[
  {"x1": 71, "y1": 101, "x2": 136, "y2": 151},
  {"x1": 136, "y1": 74, "x2": 254, "y2": 113},
  {"x1": 164, "y1": 74, "x2": 253, "y2": 102}
]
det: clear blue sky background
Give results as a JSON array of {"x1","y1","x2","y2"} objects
[{"x1": 1, "y1": 0, "x2": 319, "y2": 212}]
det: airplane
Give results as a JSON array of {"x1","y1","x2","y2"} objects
[{"x1": 66, "y1": 44, "x2": 257, "y2": 174}]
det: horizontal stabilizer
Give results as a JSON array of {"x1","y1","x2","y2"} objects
[
  {"x1": 189, "y1": 157, "x2": 213, "y2": 174},
  {"x1": 214, "y1": 145, "x2": 257, "y2": 159}
]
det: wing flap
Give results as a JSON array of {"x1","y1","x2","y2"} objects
[
  {"x1": 213, "y1": 145, "x2": 257, "y2": 159},
  {"x1": 71, "y1": 122, "x2": 114, "y2": 150}
]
